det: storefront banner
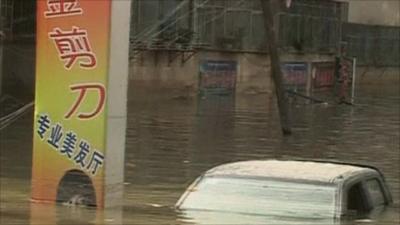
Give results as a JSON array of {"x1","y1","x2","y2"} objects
[{"x1": 32, "y1": 0, "x2": 112, "y2": 207}]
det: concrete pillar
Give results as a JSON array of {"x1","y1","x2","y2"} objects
[
  {"x1": 104, "y1": 0, "x2": 132, "y2": 208},
  {"x1": 31, "y1": 0, "x2": 132, "y2": 208}
]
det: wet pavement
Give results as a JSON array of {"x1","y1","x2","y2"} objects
[{"x1": 0, "y1": 82, "x2": 399, "y2": 224}]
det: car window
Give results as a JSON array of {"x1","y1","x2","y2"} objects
[
  {"x1": 365, "y1": 179, "x2": 385, "y2": 207},
  {"x1": 178, "y1": 176, "x2": 337, "y2": 219},
  {"x1": 347, "y1": 182, "x2": 369, "y2": 215}
]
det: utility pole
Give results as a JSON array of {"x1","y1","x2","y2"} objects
[{"x1": 260, "y1": 0, "x2": 291, "y2": 135}]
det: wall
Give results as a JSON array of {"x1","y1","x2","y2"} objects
[
  {"x1": 129, "y1": 50, "x2": 275, "y2": 99},
  {"x1": 128, "y1": 50, "x2": 336, "y2": 99},
  {"x1": 344, "y1": 0, "x2": 400, "y2": 26},
  {"x1": 342, "y1": 22, "x2": 400, "y2": 67},
  {"x1": 129, "y1": 51, "x2": 201, "y2": 99},
  {"x1": 355, "y1": 66, "x2": 400, "y2": 86}
]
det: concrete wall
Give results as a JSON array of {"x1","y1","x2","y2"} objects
[
  {"x1": 356, "y1": 66, "x2": 400, "y2": 86},
  {"x1": 344, "y1": 0, "x2": 400, "y2": 26},
  {"x1": 129, "y1": 51, "x2": 275, "y2": 98},
  {"x1": 129, "y1": 51, "x2": 201, "y2": 99},
  {"x1": 128, "y1": 50, "x2": 335, "y2": 98}
]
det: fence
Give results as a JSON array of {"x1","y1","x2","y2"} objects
[
  {"x1": 130, "y1": 0, "x2": 268, "y2": 51},
  {"x1": 0, "y1": 0, "x2": 35, "y2": 41},
  {"x1": 342, "y1": 23, "x2": 400, "y2": 67},
  {"x1": 278, "y1": 0, "x2": 344, "y2": 54},
  {"x1": 130, "y1": 0, "x2": 345, "y2": 54}
]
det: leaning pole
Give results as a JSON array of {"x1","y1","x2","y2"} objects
[
  {"x1": 260, "y1": 0, "x2": 292, "y2": 135},
  {"x1": 31, "y1": 0, "x2": 132, "y2": 208}
]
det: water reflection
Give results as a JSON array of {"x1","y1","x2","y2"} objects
[{"x1": 0, "y1": 83, "x2": 399, "y2": 224}]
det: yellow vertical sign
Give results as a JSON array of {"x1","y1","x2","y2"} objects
[{"x1": 32, "y1": 0, "x2": 112, "y2": 208}]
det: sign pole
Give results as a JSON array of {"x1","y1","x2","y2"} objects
[{"x1": 31, "y1": 0, "x2": 132, "y2": 208}]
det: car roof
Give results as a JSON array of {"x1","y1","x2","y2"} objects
[{"x1": 205, "y1": 160, "x2": 377, "y2": 184}]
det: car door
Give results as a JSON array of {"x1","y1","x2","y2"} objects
[
  {"x1": 344, "y1": 179, "x2": 371, "y2": 217},
  {"x1": 343, "y1": 175, "x2": 389, "y2": 218},
  {"x1": 364, "y1": 178, "x2": 388, "y2": 211}
]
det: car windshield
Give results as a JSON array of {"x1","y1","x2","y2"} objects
[{"x1": 178, "y1": 176, "x2": 337, "y2": 219}]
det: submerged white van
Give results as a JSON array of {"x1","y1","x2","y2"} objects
[{"x1": 176, "y1": 160, "x2": 392, "y2": 223}]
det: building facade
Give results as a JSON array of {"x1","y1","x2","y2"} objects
[
  {"x1": 345, "y1": 0, "x2": 400, "y2": 26},
  {"x1": 129, "y1": 0, "x2": 345, "y2": 97}
]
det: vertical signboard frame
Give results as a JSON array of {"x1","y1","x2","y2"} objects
[{"x1": 32, "y1": 0, "x2": 131, "y2": 208}]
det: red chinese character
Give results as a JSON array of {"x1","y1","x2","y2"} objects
[
  {"x1": 65, "y1": 83, "x2": 106, "y2": 120},
  {"x1": 44, "y1": 0, "x2": 83, "y2": 18},
  {"x1": 49, "y1": 27, "x2": 97, "y2": 70}
]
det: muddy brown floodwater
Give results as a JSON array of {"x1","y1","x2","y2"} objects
[{"x1": 1, "y1": 82, "x2": 399, "y2": 224}]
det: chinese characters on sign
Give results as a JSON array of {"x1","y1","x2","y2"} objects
[
  {"x1": 65, "y1": 83, "x2": 106, "y2": 120},
  {"x1": 38, "y1": 0, "x2": 105, "y2": 176},
  {"x1": 33, "y1": 0, "x2": 116, "y2": 208},
  {"x1": 45, "y1": 0, "x2": 97, "y2": 70},
  {"x1": 45, "y1": 0, "x2": 83, "y2": 18},
  {"x1": 49, "y1": 27, "x2": 97, "y2": 70},
  {"x1": 37, "y1": 114, "x2": 104, "y2": 175}
]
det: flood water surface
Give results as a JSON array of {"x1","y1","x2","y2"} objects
[{"x1": 1, "y1": 83, "x2": 399, "y2": 224}]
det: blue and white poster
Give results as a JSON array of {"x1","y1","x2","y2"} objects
[
  {"x1": 281, "y1": 62, "x2": 308, "y2": 91},
  {"x1": 199, "y1": 60, "x2": 237, "y2": 95}
]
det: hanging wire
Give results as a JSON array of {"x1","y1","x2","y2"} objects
[
  {"x1": 130, "y1": 0, "x2": 342, "y2": 52},
  {"x1": 0, "y1": 101, "x2": 34, "y2": 130},
  {"x1": 163, "y1": 0, "x2": 248, "y2": 46},
  {"x1": 132, "y1": 0, "x2": 216, "y2": 43},
  {"x1": 131, "y1": 0, "x2": 247, "y2": 49},
  {"x1": 132, "y1": 0, "x2": 191, "y2": 42}
]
